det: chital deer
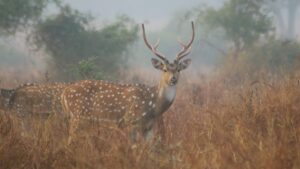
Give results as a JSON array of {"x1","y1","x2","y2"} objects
[
  {"x1": 0, "y1": 83, "x2": 36, "y2": 112},
  {"x1": 61, "y1": 22, "x2": 195, "y2": 143},
  {"x1": 8, "y1": 83, "x2": 69, "y2": 116},
  {"x1": 1, "y1": 83, "x2": 69, "y2": 117},
  {"x1": 0, "y1": 82, "x2": 70, "y2": 132}
]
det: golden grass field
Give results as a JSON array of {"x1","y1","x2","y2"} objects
[{"x1": 0, "y1": 70, "x2": 300, "y2": 169}]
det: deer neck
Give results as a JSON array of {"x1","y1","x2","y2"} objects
[{"x1": 153, "y1": 78, "x2": 177, "y2": 116}]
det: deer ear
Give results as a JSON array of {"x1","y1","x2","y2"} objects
[
  {"x1": 179, "y1": 59, "x2": 191, "y2": 70},
  {"x1": 151, "y1": 58, "x2": 164, "y2": 70}
]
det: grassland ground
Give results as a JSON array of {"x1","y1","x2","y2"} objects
[{"x1": 0, "y1": 73, "x2": 300, "y2": 169}]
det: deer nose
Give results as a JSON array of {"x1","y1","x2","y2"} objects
[{"x1": 170, "y1": 77, "x2": 177, "y2": 83}]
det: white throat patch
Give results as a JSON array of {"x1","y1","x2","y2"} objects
[{"x1": 159, "y1": 85, "x2": 176, "y2": 103}]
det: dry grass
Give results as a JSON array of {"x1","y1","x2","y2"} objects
[{"x1": 1, "y1": 72, "x2": 300, "y2": 169}]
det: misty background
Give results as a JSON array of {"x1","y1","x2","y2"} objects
[{"x1": 0, "y1": 0, "x2": 299, "y2": 87}]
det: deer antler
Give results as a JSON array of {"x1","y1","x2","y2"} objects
[
  {"x1": 142, "y1": 24, "x2": 168, "y2": 62},
  {"x1": 176, "y1": 21, "x2": 195, "y2": 61}
]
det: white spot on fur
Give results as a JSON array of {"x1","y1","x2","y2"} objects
[{"x1": 152, "y1": 104, "x2": 156, "y2": 108}]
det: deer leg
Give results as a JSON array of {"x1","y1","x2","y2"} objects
[
  {"x1": 142, "y1": 119, "x2": 155, "y2": 141},
  {"x1": 20, "y1": 117, "x2": 31, "y2": 137},
  {"x1": 144, "y1": 128, "x2": 154, "y2": 141},
  {"x1": 67, "y1": 118, "x2": 79, "y2": 145},
  {"x1": 156, "y1": 116, "x2": 166, "y2": 144},
  {"x1": 129, "y1": 127, "x2": 139, "y2": 143},
  {"x1": 16, "y1": 109, "x2": 31, "y2": 137}
]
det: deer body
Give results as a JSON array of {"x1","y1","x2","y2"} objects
[
  {"x1": 0, "y1": 83, "x2": 69, "y2": 133},
  {"x1": 11, "y1": 83, "x2": 68, "y2": 116},
  {"x1": 0, "y1": 83, "x2": 37, "y2": 113},
  {"x1": 62, "y1": 22, "x2": 195, "y2": 142},
  {"x1": 0, "y1": 83, "x2": 68, "y2": 116},
  {"x1": 62, "y1": 79, "x2": 176, "y2": 139}
]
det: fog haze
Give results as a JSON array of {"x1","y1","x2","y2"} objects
[
  {"x1": 63, "y1": 0, "x2": 224, "y2": 30},
  {"x1": 1, "y1": 0, "x2": 300, "y2": 86}
]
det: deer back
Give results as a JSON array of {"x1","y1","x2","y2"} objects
[
  {"x1": 62, "y1": 80, "x2": 159, "y2": 128},
  {"x1": 9, "y1": 83, "x2": 69, "y2": 117}
]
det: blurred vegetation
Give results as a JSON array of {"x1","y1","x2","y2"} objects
[
  {"x1": 220, "y1": 39, "x2": 300, "y2": 82},
  {"x1": 251, "y1": 39, "x2": 300, "y2": 72},
  {"x1": 0, "y1": 0, "x2": 299, "y2": 83},
  {"x1": 0, "y1": 0, "x2": 59, "y2": 35},
  {"x1": 178, "y1": 0, "x2": 300, "y2": 77},
  {"x1": 260, "y1": 0, "x2": 300, "y2": 40},
  {"x1": 193, "y1": 0, "x2": 273, "y2": 56},
  {"x1": 0, "y1": 1, "x2": 138, "y2": 82},
  {"x1": 32, "y1": 6, "x2": 138, "y2": 80}
]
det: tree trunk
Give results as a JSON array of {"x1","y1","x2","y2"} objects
[
  {"x1": 286, "y1": 0, "x2": 300, "y2": 40},
  {"x1": 269, "y1": 2, "x2": 285, "y2": 39}
]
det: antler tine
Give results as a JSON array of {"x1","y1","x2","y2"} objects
[
  {"x1": 142, "y1": 24, "x2": 167, "y2": 61},
  {"x1": 178, "y1": 47, "x2": 192, "y2": 59},
  {"x1": 176, "y1": 21, "x2": 195, "y2": 61},
  {"x1": 153, "y1": 38, "x2": 160, "y2": 49}
]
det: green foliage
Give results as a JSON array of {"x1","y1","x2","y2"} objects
[
  {"x1": 32, "y1": 6, "x2": 138, "y2": 80},
  {"x1": 197, "y1": 0, "x2": 273, "y2": 51},
  {"x1": 75, "y1": 57, "x2": 106, "y2": 80},
  {"x1": 0, "y1": 0, "x2": 59, "y2": 35},
  {"x1": 32, "y1": 6, "x2": 89, "y2": 64},
  {"x1": 78, "y1": 57, "x2": 96, "y2": 79}
]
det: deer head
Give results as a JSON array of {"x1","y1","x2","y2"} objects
[
  {"x1": 142, "y1": 22, "x2": 195, "y2": 87},
  {"x1": 0, "y1": 89, "x2": 15, "y2": 110}
]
